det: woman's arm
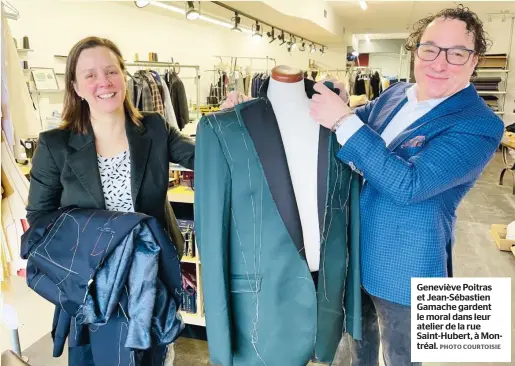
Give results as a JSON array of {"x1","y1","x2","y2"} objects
[
  {"x1": 26, "y1": 136, "x2": 63, "y2": 226},
  {"x1": 167, "y1": 123, "x2": 195, "y2": 170}
]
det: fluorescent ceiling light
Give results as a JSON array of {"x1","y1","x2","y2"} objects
[
  {"x1": 360, "y1": 0, "x2": 367, "y2": 11},
  {"x1": 151, "y1": 1, "x2": 185, "y2": 15}
]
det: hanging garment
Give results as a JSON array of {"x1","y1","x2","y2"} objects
[
  {"x1": 142, "y1": 71, "x2": 164, "y2": 116},
  {"x1": 354, "y1": 74, "x2": 367, "y2": 96},
  {"x1": 20, "y1": 207, "x2": 184, "y2": 366},
  {"x1": 128, "y1": 72, "x2": 154, "y2": 112},
  {"x1": 150, "y1": 71, "x2": 178, "y2": 129},
  {"x1": 166, "y1": 71, "x2": 190, "y2": 130},
  {"x1": 370, "y1": 71, "x2": 382, "y2": 100}
]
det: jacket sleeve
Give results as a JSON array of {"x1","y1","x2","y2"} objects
[
  {"x1": 174, "y1": 80, "x2": 190, "y2": 130},
  {"x1": 194, "y1": 116, "x2": 233, "y2": 366},
  {"x1": 166, "y1": 119, "x2": 195, "y2": 170},
  {"x1": 26, "y1": 134, "x2": 62, "y2": 226},
  {"x1": 336, "y1": 121, "x2": 504, "y2": 206}
]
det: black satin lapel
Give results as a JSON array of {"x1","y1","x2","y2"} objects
[
  {"x1": 317, "y1": 126, "x2": 330, "y2": 235},
  {"x1": 126, "y1": 121, "x2": 151, "y2": 208},
  {"x1": 67, "y1": 133, "x2": 105, "y2": 209},
  {"x1": 239, "y1": 100, "x2": 305, "y2": 259}
]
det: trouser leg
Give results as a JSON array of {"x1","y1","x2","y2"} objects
[{"x1": 369, "y1": 293, "x2": 421, "y2": 366}]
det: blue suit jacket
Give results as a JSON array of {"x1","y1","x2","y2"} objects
[
  {"x1": 20, "y1": 207, "x2": 184, "y2": 366},
  {"x1": 337, "y1": 82, "x2": 504, "y2": 306}
]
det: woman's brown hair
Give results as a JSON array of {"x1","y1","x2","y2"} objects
[{"x1": 60, "y1": 36, "x2": 142, "y2": 134}]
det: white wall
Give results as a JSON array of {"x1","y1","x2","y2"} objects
[
  {"x1": 7, "y1": 0, "x2": 347, "y2": 127},
  {"x1": 358, "y1": 39, "x2": 405, "y2": 54},
  {"x1": 369, "y1": 53, "x2": 402, "y2": 78}
]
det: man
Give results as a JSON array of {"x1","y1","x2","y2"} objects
[
  {"x1": 221, "y1": 5, "x2": 504, "y2": 365},
  {"x1": 310, "y1": 5, "x2": 504, "y2": 365}
]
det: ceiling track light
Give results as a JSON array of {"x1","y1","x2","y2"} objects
[
  {"x1": 320, "y1": 46, "x2": 325, "y2": 55},
  {"x1": 186, "y1": 1, "x2": 200, "y2": 20},
  {"x1": 299, "y1": 39, "x2": 306, "y2": 52},
  {"x1": 252, "y1": 21, "x2": 262, "y2": 39},
  {"x1": 289, "y1": 36, "x2": 297, "y2": 50},
  {"x1": 359, "y1": 0, "x2": 368, "y2": 11},
  {"x1": 278, "y1": 31, "x2": 286, "y2": 46},
  {"x1": 310, "y1": 43, "x2": 316, "y2": 53},
  {"x1": 231, "y1": 12, "x2": 242, "y2": 32},
  {"x1": 134, "y1": 0, "x2": 151, "y2": 8},
  {"x1": 267, "y1": 27, "x2": 276, "y2": 43}
]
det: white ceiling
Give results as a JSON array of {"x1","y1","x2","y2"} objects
[
  {"x1": 331, "y1": 0, "x2": 515, "y2": 34},
  {"x1": 117, "y1": 1, "x2": 515, "y2": 47},
  {"x1": 118, "y1": 1, "x2": 344, "y2": 46}
]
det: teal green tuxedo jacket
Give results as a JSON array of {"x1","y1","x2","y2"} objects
[{"x1": 194, "y1": 78, "x2": 362, "y2": 366}]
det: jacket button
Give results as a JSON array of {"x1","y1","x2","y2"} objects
[{"x1": 348, "y1": 162, "x2": 356, "y2": 171}]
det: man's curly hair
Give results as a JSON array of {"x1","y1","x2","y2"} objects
[{"x1": 405, "y1": 4, "x2": 492, "y2": 75}]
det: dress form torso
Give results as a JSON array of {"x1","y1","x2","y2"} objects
[{"x1": 267, "y1": 68, "x2": 321, "y2": 271}]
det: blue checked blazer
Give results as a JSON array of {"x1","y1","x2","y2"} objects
[{"x1": 337, "y1": 82, "x2": 505, "y2": 306}]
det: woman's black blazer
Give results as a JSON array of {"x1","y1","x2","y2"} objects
[{"x1": 26, "y1": 112, "x2": 195, "y2": 254}]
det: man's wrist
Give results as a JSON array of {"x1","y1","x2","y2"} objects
[{"x1": 331, "y1": 112, "x2": 355, "y2": 132}]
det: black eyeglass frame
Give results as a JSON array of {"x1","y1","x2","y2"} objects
[{"x1": 415, "y1": 42, "x2": 476, "y2": 65}]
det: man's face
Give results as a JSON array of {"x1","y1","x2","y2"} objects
[{"x1": 414, "y1": 17, "x2": 478, "y2": 101}]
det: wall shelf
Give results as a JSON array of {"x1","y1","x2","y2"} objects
[
  {"x1": 476, "y1": 69, "x2": 509, "y2": 73},
  {"x1": 17, "y1": 48, "x2": 33, "y2": 52},
  {"x1": 477, "y1": 91, "x2": 507, "y2": 95}
]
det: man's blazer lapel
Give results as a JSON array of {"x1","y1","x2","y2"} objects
[
  {"x1": 388, "y1": 84, "x2": 479, "y2": 151},
  {"x1": 239, "y1": 100, "x2": 306, "y2": 260},
  {"x1": 67, "y1": 130, "x2": 105, "y2": 209}
]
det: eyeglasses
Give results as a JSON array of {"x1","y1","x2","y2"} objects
[{"x1": 416, "y1": 43, "x2": 475, "y2": 65}]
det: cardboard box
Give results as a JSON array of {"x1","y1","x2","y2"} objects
[{"x1": 490, "y1": 224, "x2": 515, "y2": 252}]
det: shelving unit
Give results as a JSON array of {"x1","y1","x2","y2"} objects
[
  {"x1": 167, "y1": 177, "x2": 206, "y2": 327},
  {"x1": 473, "y1": 16, "x2": 514, "y2": 121},
  {"x1": 474, "y1": 55, "x2": 510, "y2": 117}
]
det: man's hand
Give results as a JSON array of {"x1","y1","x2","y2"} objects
[
  {"x1": 319, "y1": 78, "x2": 350, "y2": 104},
  {"x1": 220, "y1": 91, "x2": 253, "y2": 110},
  {"x1": 310, "y1": 82, "x2": 353, "y2": 130}
]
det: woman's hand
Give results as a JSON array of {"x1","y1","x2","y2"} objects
[
  {"x1": 220, "y1": 92, "x2": 253, "y2": 110},
  {"x1": 310, "y1": 82, "x2": 353, "y2": 130}
]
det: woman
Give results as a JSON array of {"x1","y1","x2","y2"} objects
[
  {"x1": 26, "y1": 36, "x2": 194, "y2": 252},
  {"x1": 25, "y1": 37, "x2": 194, "y2": 364}
]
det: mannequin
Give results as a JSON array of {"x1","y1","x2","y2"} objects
[
  {"x1": 267, "y1": 65, "x2": 320, "y2": 272},
  {"x1": 194, "y1": 64, "x2": 361, "y2": 366}
]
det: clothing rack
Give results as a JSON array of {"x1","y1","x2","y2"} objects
[
  {"x1": 213, "y1": 55, "x2": 277, "y2": 71},
  {"x1": 1, "y1": 0, "x2": 19, "y2": 20},
  {"x1": 125, "y1": 61, "x2": 201, "y2": 120}
]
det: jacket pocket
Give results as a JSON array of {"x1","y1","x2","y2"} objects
[{"x1": 230, "y1": 274, "x2": 262, "y2": 294}]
